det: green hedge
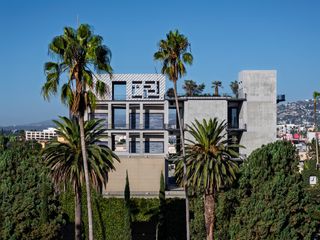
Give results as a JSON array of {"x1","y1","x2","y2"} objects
[
  {"x1": 60, "y1": 191, "x2": 131, "y2": 240},
  {"x1": 60, "y1": 192, "x2": 188, "y2": 240}
]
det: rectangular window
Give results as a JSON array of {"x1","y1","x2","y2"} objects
[
  {"x1": 129, "y1": 141, "x2": 141, "y2": 153},
  {"x1": 144, "y1": 141, "x2": 164, "y2": 153},
  {"x1": 112, "y1": 134, "x2": 127, "y2": 152},
  {"x1": 91, "y1": 113, "x2": 108, "y2": 128},
  {"x1": 112, "y1": 82, "x2": 126, "y2": 100},
  {"x1": 168, "y1": 108, "x2": 177, "y2": 129},
  {"x1": 130, "y1": 113, "x2": 140, "y2": 129},
  {"x1": 144, "y1": 113, "x2": 164, "y2": 129},
  {"x1": 143, "y1": 89, "x2": 148, "y2": 98},
  {"x1": 113, "y1": 107, "x2": 126, "y2": 129},
  {"x1": 228, "y1": 107, "x2": 239, "y2": 128}
]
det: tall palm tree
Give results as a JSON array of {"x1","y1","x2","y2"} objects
[
  {"x1": 212, "y1": 81, "x2": 222, "y2": 96},
  {"x1": 42, "y1": 117, "x2": 119, "y2": 239},
  {"x1": 176, "y1": 118, "x2": 241, "y2": 240},
  {"x1": 313, "y1": 91, "x2": 320, "y2": 168},
  {"x1": 154, "y1": 30, "x2": 193, "y2": 240},
  {"x1": 183, "y1": 80, "x2": 205, "y2": 96},
  {"x1": 41, "y1": 24, "x2": 112, "y2": 239}
]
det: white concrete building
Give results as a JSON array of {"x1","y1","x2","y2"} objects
[
  {"x1": 88, "y1": 71, "x2": 277, "y2": 196},
  {"x1": 25, "y1": 128, "x2": 57, "y2": 141}
]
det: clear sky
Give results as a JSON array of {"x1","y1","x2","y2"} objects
[{"x1": 0, "y1": 0, "x2": 320, "y2": 126}]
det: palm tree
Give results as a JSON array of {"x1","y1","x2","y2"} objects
[
  {"x1": 41, "y1": 24, "x2": 112, "y2": 240},
  {"x1": 183, "y1": 80, "x2": 205, "y2": 96},
  {"x1": 212, "y1": 81, "x2": 222, "y2": 96},
  {"x1": 154, "y1": 29, "x2": 193, "y2": 240},
  {"x1": 229, "y1": 80, "x2": 239, "y2": 97},
  {"x1": 176, "y1": 118, "x2": 241, "y2": 240},
  {"x1": 313, "y1": 91, "x2": 320, "y2": 168},
  {"x1": 42, "y1": 117, "x2": 119, "y2": 239}
]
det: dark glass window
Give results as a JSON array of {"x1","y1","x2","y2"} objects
[
  {"x1": 144, "y1": 113, "x2": 164, "y2": 129},
  {"x1": 91, "y1": 113, "x2": 108, "y2": 128},
  {"x1": 113, "y1": 108, "x2": 126, "y2": 129},
  {"x1": 129, "y1": 141, "x2": 141, "y2": 153},
  {"x1": 130, "y1": 113, "x2": 140, "y2": 129},
  {"x1": 144, "y1": 141, "x2": 164, "y2": 153},
  {"x1": 168, "y1": 108, "x2": 177, "y2": 129},
  {"x1": 228, "y1": 107, "x2": 239, "y2": 128}
]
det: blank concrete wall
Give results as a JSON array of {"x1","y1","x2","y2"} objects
[
  {"x1": 105, "y1": 156, "x2": 165, "y2": 193},
  {"x1": 183, "y1": 99, "x2": 228, "y2": 141},
  {"x1": 238, "y1": 70, "x2": 277, "y2": 156}
]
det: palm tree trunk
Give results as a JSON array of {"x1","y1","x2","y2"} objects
[
  {"x1": 173, "y1": 81, "x2": 190, "y2": 240},
  {"x1": 204, "y1": 191, "x2": 215, "y2": 240},
  {"x1": 79, "y1": 115, "x2": 94, "y2": 240},
  {"x1": 75, "y1": 186, "x2": 82, "y2": 240}
]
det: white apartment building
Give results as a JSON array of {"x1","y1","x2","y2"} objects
[{"x1": 25, "y1": 128, "x2": 57, "y2": 141}]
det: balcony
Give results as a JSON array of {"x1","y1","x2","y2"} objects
[
  {"x1": 277, "y1": 94, "x2": 285, "y2": 104},
  {"x1": 227, "y1": 123, "x2": 247, "y2": 132}
]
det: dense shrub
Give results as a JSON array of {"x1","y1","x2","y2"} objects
[
  {"x1": 0, "y1": 142, "x2": 64, "y2": 239},
  {"x1": 60, "y1": 190, "x2": 131, "y2": 240},
  {"x1": 61, "y1": 192, "x2": 187, "y2": 240},
  {"x1": 216, "y1": 141, "x2": 318, "y2": 239},
  {"x1": 189, "y1": 195, "x2": 206, "y2": 240}
]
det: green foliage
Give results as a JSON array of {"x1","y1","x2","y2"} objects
[
  {"x1": 176, "y1": 118, "x2": 240, "y2": 194},
  {"x1": 229, "y1": 80, "x2": 239, "y2": 97},
  {"x1": 157, "y1": 171, "x2": 166, "y2": 240},
  {"x1": 61, "y1": 190, "x2": 131, "y2": 240},
  {"x1": 216, "y1": 141, "x2": 318, "y2": 239},
  {"x1": 154, "y1": 30, "x2": 193, "y2": 82},
  {"x1": 42, "y1": 116, "x2": 119, "y2": 193},
  {"x1": 0, "y1": 142, "x2": 64, "y2": 239},
  {"x1": 190, "y1": 195, "x2": 206, "y2": 240},
  {"x1": 42, "y1": 24, "x2": 112, "y2": 115},
  {"x1": 182, "y1": 80, "x2": 205, "y2": 97},
  {"x1": 60, "y1": 191, "x2": 187, "y2": 240}
]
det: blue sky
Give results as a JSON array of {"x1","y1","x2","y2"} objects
[{"x1": 0, "y1": 0, "x2": 320, "y2": 125}]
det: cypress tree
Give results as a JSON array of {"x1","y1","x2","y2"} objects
[
  {"x1": 157, "y1": 171, "x2": 166, "y2": 240},
  {"x1": 124, "y1": 170, "x2": 130, "y2": 207}
]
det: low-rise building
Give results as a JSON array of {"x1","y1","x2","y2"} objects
[{"x1": 25, "y1": 128, "x2": 57, "y2": 141}]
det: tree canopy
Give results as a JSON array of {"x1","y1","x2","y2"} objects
[
  {"x1": 216, "y1": 141, "x2": 318, "y2": 239},
  {"x1": 0, "y1": 142, "x2": 64, "y2": 239}
]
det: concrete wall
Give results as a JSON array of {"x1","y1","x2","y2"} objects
[
  {"x1": 238, "y1": 70, "x2": 277, "y2": 156},
  {"x1": 104, "y1": 156, "x2": 165, "y2": 194},
  {"x1": 184, "y1": 99, "x2": 228, "y2": 140}
]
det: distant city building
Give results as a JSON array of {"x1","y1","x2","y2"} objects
[
  {"x1": 86, "y1": 71, "x2": 277, "y2": 196},
  {"x1": 25, "y1": 128, "x2": 57, "y2": 141}
]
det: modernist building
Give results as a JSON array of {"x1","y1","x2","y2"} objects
[
  {"x1": 25, "y1": 127, "x2": 57, "y2": 141},
  {"x1": 87, "y1": 70, "x2": 277, "y2": 196}
]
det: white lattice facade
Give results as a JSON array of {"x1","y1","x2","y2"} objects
[{"x1": 94, "y1": 74, "x2": 166, "y2": 101}]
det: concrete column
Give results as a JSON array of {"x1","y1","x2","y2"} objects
[
  {"x1": 164, "y1": 101, "x2": 169, "y2": 128},
  {"x1": 126, "y1": 103, "x2": 130, "y2": 129},
  {"x1": 107, "y1": 131, "x2": 112, "y2": 149},
  {"x1": 140, "y1": 103, "x2": 144, "y2": 129},
  {"x1": 126, "y1": 132, "x2": 130, "y2": 154},
  {"x1": 140, "y1": 132, "x2": 143, "y2": 154},
  {"x1": 164, "y1": 130, "x2": 168, "y2": 155},
  {"x1": 108, "y1": 103, "x2": 112, "y2": 129}
]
